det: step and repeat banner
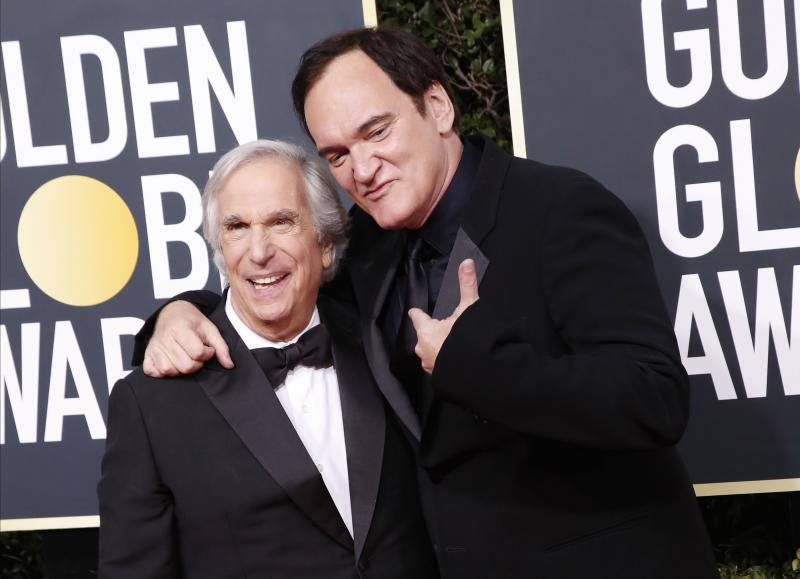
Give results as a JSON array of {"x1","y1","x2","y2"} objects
[
  {"x1": 0, "y1": 0, "x2": 373, "y2": 530},
  {"x1": 502, "y1": 0, "x2": 799, "y2": 492}
]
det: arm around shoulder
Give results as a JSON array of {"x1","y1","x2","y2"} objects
[{"x1": 131, "y1": 290, "x2": 222, "y2": 366}]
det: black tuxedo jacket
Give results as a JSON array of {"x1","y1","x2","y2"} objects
[
  {"x1": 133, "y1": 137, "x2": 718, "y2": 578},
  {"x1": 339, "y1": 136, "x2": 718, "y2": 578},
  {"x1": 101, "y1": 296, "x2": 437, "y2": 579}
]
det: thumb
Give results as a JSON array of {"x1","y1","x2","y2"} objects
[
  {"x1": 199, "y1": 321, "x2": 234, "y2": 369},
  {"x1": 408, "y1": 307, "x2": 431, "y2": 332},
  {"x1": 455, "y1": 259, "x2": 479, "y2": 313}
]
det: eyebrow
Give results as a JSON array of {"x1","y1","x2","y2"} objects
[
  {"x1": 273, "y1": 209, "x2": 300, "y2": 221},
  {"x1": 222, "y1": 214, "x2": 243, "y2": 227},
  {"x1": 221, "y1": 209, "x2": 300, "y2": 227},
  {"x1": 356, "y1": 113, "x2": 393, "y2": 136},
  {"x1": 317, "y1": 113, "x2": 394, "y2": 157}
]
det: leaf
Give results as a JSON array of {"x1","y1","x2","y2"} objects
[
  {"x1": 470, "y1": 58, "x2": 481, "y2": 74},
  {"x1": 472, "y1": 12, "x2": 485, "y2": 36},
  {"x1": 419, "y1": 2, "x2": 433, "y2": 23}
]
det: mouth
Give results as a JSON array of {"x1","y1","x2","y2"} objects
[
  {"x1": 364, "y1": 180, "x2": 395, "y2": 199},
  {"x1": 248, "y1": 273, "x2": 289, "y2": 289}
]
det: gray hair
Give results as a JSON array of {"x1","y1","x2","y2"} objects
[{"x1": 202, "y1": 139, "x2": 349, "y2": 283}]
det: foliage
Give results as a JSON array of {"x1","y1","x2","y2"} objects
[
  {"x1": 717, "y1": 547, "x2": 800, "y2": 578},
  {"x1": 702, "y1": 494, "x2": 799, "y2": 575},
  {"x1": 1, "y1": 532, "x2": 45, "y2": 578},
  {"x1": 377, "y1": 0, "x2": 512, "y2": 153}
]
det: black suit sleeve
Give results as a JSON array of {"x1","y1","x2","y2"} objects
[
  {"x1": 433, "y1": 180, "x2": 689, "y2": 451},
  {"x1": 131, "y1": 290, "x2": 222, "y2": 366},
  {"x1": 98, "y1": 379, "x2": 180, "y2": 578}
]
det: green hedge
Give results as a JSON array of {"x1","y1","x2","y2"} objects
[{"x1": 378, "y1": 0, "x2": 511, "y2": 153}]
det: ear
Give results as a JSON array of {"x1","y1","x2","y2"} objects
[
  {"x1": 424, "y1": 82, "x2": 455, "y2": 134},
  {"x1": 321, "y1": 242, "x2": 334, "y2": 269}
]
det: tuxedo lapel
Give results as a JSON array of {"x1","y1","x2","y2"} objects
[
  {"x1": 349, "y1": 229, "x2": 422, "y2": 441},
  {"x1": 433, "y1": 137, "x2": 509, "y2": 315},
  {"x1": 320, "y1": 297, "x2": 384, "y2": 563},
  {"x1": 460, "y1": 135, "x2": 511, "y2": 244},
  {"x1": 421, "y1": 137, "x2": 505, "y2": 426},
  {"x1": 199, "y1": 304, "x2": 353, "y2": 550},
  {"x1": 431, "y1": 227, "x2": 490, "y2": 319}
]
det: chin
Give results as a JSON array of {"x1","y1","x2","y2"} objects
[{"x1": 373, "y1": 209, "x2": 415, "y2": 230}]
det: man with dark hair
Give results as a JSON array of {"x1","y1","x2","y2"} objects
[
  {"x1": 291, "y1": 27, "x2": 461, "y2": 135},
  {"x1": 136, "y1": 28, "x2": 718, "y2": 579}
]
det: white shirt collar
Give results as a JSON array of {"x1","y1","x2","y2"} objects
[{"x1": 224, "y1": 290, "x2": 320, "y2": 350}]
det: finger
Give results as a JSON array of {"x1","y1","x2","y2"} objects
[
  {"x1": 142, "y1": 355, "x2": 163, "y2": 378},
  {"x1": 147, "y1": 346, "x2": 181, "y2": 377},
  {"x1": 162, "y1": 338, "x2": 204, "y2": 375},
  {"x1": 200, "y1": 322, "x2": 234, "y2": 369},
  {"x1": 413, "y1": 344, "x2": 433, "y2": 375},
  {"x1": 174, "y1": 329, "x2": 215, "y2": 362},
  {"x1": 408, "y1": 307, "x2": 431, "y2": 331},
  {"x1": 455, "y1": 259, "x2": 479, "y2": 313}
]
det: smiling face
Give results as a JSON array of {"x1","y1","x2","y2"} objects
[
  {"x1": 218, "y1": 158, "x2": 332, "y2": 341},
  {"x1": 303, "y1": 50, "x2": 462, "y2": 230}
]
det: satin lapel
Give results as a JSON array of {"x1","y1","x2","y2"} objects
[
  {"x1": 349, "y1": 230, "x2": 422, "y2": 440},
  {"x1": 424, "y1": 137, "x2": 506, "y2": 423},
  {"x1": 199, "y1": 305, "x2": 353, "y2": 550},
  {"x1": 320, "y1": 298, "x2": 384, "y2": 564},
  {"x1": 432, "y1": 227, "x2": 490, "y2": 319}
]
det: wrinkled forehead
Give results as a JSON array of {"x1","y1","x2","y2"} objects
[{"x1": 219, "y1": 158, "x2": 308, "y2": 209}]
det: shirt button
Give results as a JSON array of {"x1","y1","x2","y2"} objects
[
  {"x1": 302, "y1": 404, "x2": 309, "y2": 413},
  {"x1": 316, "y1": 463, "x2": 324, "y2": 472}
]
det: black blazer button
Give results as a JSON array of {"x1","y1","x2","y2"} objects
[{"x1": 357, "y1": 559, "x2": 369, "y2": 572}]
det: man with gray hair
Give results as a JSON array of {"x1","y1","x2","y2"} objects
[{"x1": 98, "y1": 139, "x2": 438, "y2": 579}]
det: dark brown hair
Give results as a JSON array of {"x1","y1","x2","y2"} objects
[{"x1": 291, "y1": 27, "x2": 460, "y2": 136}]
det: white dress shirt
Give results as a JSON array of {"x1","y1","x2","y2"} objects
[{"x1": 225, "y1": 294, "x2": 353, "y2": 536}]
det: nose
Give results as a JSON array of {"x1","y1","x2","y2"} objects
[
  {"x1": 350, "y1": 145, "x2": 379, "y2": 185},
  {"x1": 247, "y1": 226, "x2": 276, "y2": 265}
]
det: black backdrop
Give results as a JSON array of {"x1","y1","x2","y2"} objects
[
  {"x1": 1, "y1": 0, "x2": 368, "y2": 528},
  {"x1": 507, "y1": 0, "x2": 799, "y2": 490}
]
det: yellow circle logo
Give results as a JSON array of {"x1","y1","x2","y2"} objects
[{"x1": 18, "y1": 175, "x2": 138, "y2": 307}]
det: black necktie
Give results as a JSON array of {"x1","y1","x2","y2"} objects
[
  {"x1": 398, "y1": 237, "x2": 435, "y2": 351},
  {"x1": 392, "y1": 237, "x2": 436, "y2": 412},
  {"x1": 251, "y1": 324, "x2": 333, "y2": 389}
]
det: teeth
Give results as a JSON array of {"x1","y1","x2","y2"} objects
[{"x1": 251, "y1": 274, "x2": 285, "y2": 286}]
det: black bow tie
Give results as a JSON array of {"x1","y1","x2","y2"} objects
[{"x1": 250, "y1": 324, "x2": 333, "y2": 388}]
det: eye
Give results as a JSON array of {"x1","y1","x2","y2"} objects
[
  {"x1": 225, "y1": 221, "x2": 246, "y2": 231},
  {"x1": 328, "y1": 153, "x2": 346, "y2": 168},
  {"x1": 369, "y1": 125, "x2": 389, "y2": 140},
  {"x1": 273, "y1": 214, "x2": 297, "y2": 229}
]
